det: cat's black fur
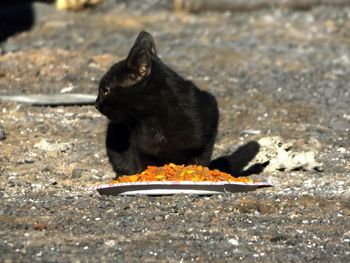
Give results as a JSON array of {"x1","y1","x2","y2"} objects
[{"x1": 95, "y1": 31, "x2": 219, "y2": 176}]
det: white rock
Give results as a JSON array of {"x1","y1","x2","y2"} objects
[
  {"x1": 34, "y1": 139, "x2": 74, "y2": 153},
  {"x1": 228, "y1": 238, "x2": 239, "y2": 246},
  {"x1": 248, "y1": 136, "x2": 322, "y2": 172}
]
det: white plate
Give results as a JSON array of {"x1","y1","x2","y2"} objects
[
  {"x1": 86, "y1": 181, "x2": 272, "y2": 196},
  {"x1": 0, "y1": 93, "x2": 96, "y2": 105}
]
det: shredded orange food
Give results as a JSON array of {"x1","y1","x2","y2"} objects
[{"x1": 111, "y1": 163, "x2": 254, "y2": 183}]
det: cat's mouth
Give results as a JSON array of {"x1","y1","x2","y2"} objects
[
  {"x1": 97, "y1": 106, "x2": 128, "y2": 122},
  {"x1": 95, "y1": 101, "x2": 126, "y2": 123},
  {"x1": 95, "y1": 94, "x2": 103, "y2": 111},
  {"x1": 107, "y1": 112, "x2": 129, "y2": 122}
]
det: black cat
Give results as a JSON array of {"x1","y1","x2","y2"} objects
[
  {"x1": 95, "y1": 31, "x2": 264, "y2": 177},
  {"x1": 95, "y1": 31, "x2": 218, "y2": 176}
]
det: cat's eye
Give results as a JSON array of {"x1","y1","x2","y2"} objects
[{"x1": 102, "y1": 86, "x2": 111, "y2": 96}]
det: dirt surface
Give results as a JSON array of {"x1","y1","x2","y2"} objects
[{"x1": 0, "y1": 0, "x2": 349, "y2": 262}]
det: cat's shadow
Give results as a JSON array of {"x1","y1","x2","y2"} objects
[{"x1": 210, "y1": 141, "x2": 269, "y2": 177}]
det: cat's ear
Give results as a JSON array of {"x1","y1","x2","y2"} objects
[
  {"x1": 132, "y1": 31, "x2": 157, "y2": 55},
  {"x1": 126, "y1": 47, "x2": 151, "y2": 79},
  {"x1": 125, "y1": 31, "x2": 156, "y2": 80}
]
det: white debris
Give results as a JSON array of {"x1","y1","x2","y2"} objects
[
  {"x1": 60, "y1": 85, "x2": 75, "y2": 93},
  {"x1": 250, "y1": 136, "x2": 322, "y2": 172},
  {"x1": 34, "y1": 139, "x2": 74, "y2": 153},
  {"x1": 228, "y1": 238, "x2": 239, "y2": 246}
]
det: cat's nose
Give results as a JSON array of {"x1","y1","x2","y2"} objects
[{"x1": 95, "y1": 95, "x2": 102, "y2": 111}]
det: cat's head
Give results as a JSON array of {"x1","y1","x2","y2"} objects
[{"x1": 95, "y1": 31, "x2": 157, "y2": 120}]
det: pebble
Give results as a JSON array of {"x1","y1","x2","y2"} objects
[
  {"x1": 228, "y1": 238, "x2": 239, "y2": 246},
  {"x1": 154, "y1": 215, "x2": 164, "y2": 222},
  {"x1": 48, "y1": 179, "x2": 57, "y2": 185},
  {"x1": 72, "y1": 169, "x2": 83, "y2": 179},
  {"x1": 0, "y1": 125, "x2": 5, "y2": 141},
  {"x1": 240, "y1": 129, "x2": 261, "y2": 136}
]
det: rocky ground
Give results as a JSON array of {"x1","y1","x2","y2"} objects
[{"x1": 0, "y1": 0, "x2": 349, "y2": 262}]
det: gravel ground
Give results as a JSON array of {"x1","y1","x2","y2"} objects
[{"x1": 0, "y1": 0, "x2": 349, "y2": 262}]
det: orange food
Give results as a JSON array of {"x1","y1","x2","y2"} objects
[{"x1": 112, "y1": 163, "x2": 254, "y2": 183}]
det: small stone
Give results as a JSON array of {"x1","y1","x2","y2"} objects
[
  {"x1": 337, "y1": 147, "x2": 346, "y2": 154},
  {"x1": 0, "y1": 125, "x2": 5, "y2": 141},
  {"x1": 97, "y1": 201, "x2": 108, "y2": 209},
  {"x1": 42, "y1": 166, "x2": 53, "y2": 173},
  {"x1": 330, "y1": 118, "x2": 350, "y2": 131},
  {"x1": 200, "y1": 214, "x2": 211, "y2": 223},
  {"x1": 72, "y1": 169, "x2": 83, "y2": 179},
  {"x1": 34, "y1": 223, "x2": 46, "y2": 231},
  {"x1": 48, "y1": 179, "x2": 57, "y2": 185},
  {"x1": 104, "y1": 240, "x2": 116, "y2": 246},
  {"x1": 270, "y1": 235, "x2": 287, "y2": 243},
  {"x1": 154, "y1": 215, "x2": 163, "y2": 222},
  {"x1": 34, "y1": 139, "x2": 74, "y2": 153},
  {"x1": 228, "y1": 238, "x2": 239, "y2": 246},
  {"x1": 36, "y1": 124, "x2": 48, "y2": 134},
  {"x1": 8, "y1": 180, "x2": 16, "y2": 187},
  {"x1": 240, "y1": 129, "x2": 261, "y2": 136}
]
